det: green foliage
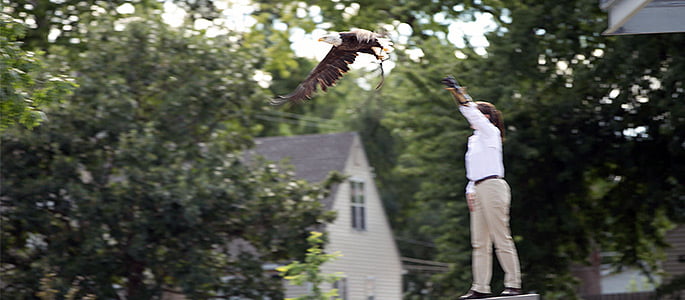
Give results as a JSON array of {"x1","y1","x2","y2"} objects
[
  {"x1": 276, "y1": 231, "x2": 343, "y2": 300},
  {"x1": 3, "y1": 0, "x2": 683, "y2": 298},
  {"x1": 403, "y1": 1, "x2": 684, "y2": 297},
  {"x1": 255, "y1": 0, "x2": 684, "y2": 298},
  {"x1": 1, "y1": 17, "x2": 334, "y2": 299},
  {"x1": 4, "y1": 0, "x2": 225, "y2": 51},
  {"x1": 656, "y1": 273, "x2": 685, "y2": 299},
  {"x1": 36, "y1": 272, "x2": 96, "y2": 300},
  {"x1": 379, "y1": 35, "x2": 488, "y2": 297},
  {"x1": 477, "y1": 1, "x2": 684, "y2": 293},
  {"x1": 0, "y1": 13, "x2": 76, "y2": 131}
]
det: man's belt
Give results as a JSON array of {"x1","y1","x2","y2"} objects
[{"x1": 475, "y1": 175, "x2": 503, "y2": 185}]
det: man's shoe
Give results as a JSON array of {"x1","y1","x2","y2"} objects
[
  {"x1": 499, "y1": 287, "x2": 522, "y2": 296},
  {"x1": 458, "y1": 290, "x2": 492, "y2": 299}
]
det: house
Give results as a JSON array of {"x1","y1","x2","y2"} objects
[
  {"x1": 661, "y1": 224, "x2": 685, "y2": 297},
  {"x1": 600, "y1": 0, "x2": 685, "y2": 35},
  {"x1": 573, "y1": 224, "x2": 685, "y2": 299},
  {"x1": 252, "y1": 132, "x2": 403, "y2": 300}
]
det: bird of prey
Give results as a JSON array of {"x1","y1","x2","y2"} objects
[{"x1": 270, "y1": 29, "x2": 393, "y2": 106}]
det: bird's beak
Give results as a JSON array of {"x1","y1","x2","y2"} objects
[{"x1": 317, "y1": 37, "x2": 324, "y2": 42}]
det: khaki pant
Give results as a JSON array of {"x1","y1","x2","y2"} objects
[{"x1": 470, "y1": 179, "x2": 521, "y2": 293}]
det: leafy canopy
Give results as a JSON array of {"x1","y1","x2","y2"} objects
[
  {"x1": 1, "y1": 16, "x2": 336, "y2": 299},
  {"x1": 0, "y1": 13, "x2": 76, "y2": 131}
]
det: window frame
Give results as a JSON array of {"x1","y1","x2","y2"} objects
[{"x1": 349, "y1": 179, "x2": 366, "y2": 231}]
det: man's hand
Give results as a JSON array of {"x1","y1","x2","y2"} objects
[{"x1": 466, "y1": 193, "x2": 476, "y2": 212}]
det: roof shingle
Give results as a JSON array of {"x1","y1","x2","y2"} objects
[
  {"x1": 250, "y1": 132, "x2": 356, "y2": 183},
  {"x1": 249, "y1": 132, "x2": 357, "y2": 210}
]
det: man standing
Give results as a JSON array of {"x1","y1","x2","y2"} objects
[{"x1": 442, "y1": 76, "x2": 522, "y2": 299}]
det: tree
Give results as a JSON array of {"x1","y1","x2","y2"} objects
[
  {"x1": 5, "y1": 0, "x2": 224, "y2": 51},
  {"x1": 379, "y1": 35, "x2": 489, "y2": 297},
  {"x1": 7, "y1": 0, "x2": 673, "y2": 297},
  {"x1": 383, "y1": 0, "x2": 684, "y2": 298},
  {"x1": 276, "y1": 231, "x2": 343, "y2": 300},
  {"x1": 474, "y1": 0, "x2": 684, "y2": 294},
  {"x1": 1, "y1": 17, "x2": 336, "y2": 299},
  {"x1": 0, "y1": 13, "x2": 76, "y2": 131},
  {"x1": 246, "y1": 1, "x2": 520, "y2": 298},
  {"x1": 254, "y1": 0, "x2": 684, "y2": 298},
  {"x1": 248, "y1": 0, "x2": 684, "y2": 297}
]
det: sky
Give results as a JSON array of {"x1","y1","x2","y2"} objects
[
  {"x1": 153, "y1": 0, "x2": 496, "y2": 58},
  {"x1": 113, "y1": 0, "x2": 497, "y2": 88}
]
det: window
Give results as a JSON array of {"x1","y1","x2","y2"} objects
[
  {"x1": 332, "y1": 278, "x2": 347, "y2": 300},
  {"x1": 350, "y1": 180, "x2": 366, "y2": 230},
  {"x1": 365, "y1": 277, "x2": 376, "y2": 300}
]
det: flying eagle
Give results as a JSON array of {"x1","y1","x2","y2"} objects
[{"x1": 270, "y1": 29, "x2": 393, "y2": 106}]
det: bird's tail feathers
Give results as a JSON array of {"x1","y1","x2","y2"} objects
[
  {"x1": 269, "y1": 96, "x2": 289, "y2": 106},
  {"x1": 270, "y1": 94, "x2": 310, "y2": 106}
]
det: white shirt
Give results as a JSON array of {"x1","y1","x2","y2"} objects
[{"x1": 459, "y1": 102, "x2": 504, "y2": 194}]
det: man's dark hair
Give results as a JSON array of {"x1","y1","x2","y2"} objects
[{"x1": 476, "y1": 101, "x2": 505, "y2": 141}]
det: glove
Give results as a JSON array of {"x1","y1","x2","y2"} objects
[
  {"x1": 441, "y1": 76, "x2": 460, "y2": 89},
  {"x1": 441, "y1": 75, "x2": 472, "y2": 105}
]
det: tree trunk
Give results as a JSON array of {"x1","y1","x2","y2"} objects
[{"x1": 126, "y1": 259, "x2": 146, "y2": 300}]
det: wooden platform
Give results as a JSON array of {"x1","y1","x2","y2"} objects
[{"x1": 494, "y1": 294, "x2": 540, "y2": 300}]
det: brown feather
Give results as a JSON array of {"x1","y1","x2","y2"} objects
[
  {"x1": 270, "y1": 48, "x2": 358, "y2": 105},
  {"x1": 271, "y1": 29, "x2": 392, "y2": 106}
]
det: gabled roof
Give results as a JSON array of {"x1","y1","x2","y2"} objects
[
  {"x1": 251, "y1": 132, "x2": 356, "y2": 183},
  {"x1": 249, "y1": 132, "x2": 358, "y2": 210}
]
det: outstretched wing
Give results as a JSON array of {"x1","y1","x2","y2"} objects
[{"x1": 271, "y1": 47, "x2": 358, "y2": 106}]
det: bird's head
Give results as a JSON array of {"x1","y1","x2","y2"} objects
[{"x1": 318, "y1": 33, "x2": 343, "y2": 46}]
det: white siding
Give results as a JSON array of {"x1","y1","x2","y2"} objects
[
  {"x1": 284, "y1": 281, "x2": 312, "y2": 299},
  {"x1": 664, "y1": 224, "x2": 685, "y2": 280},
  {"x1": 321, "y1": 135, "x2": 403, "y2": 300}
]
